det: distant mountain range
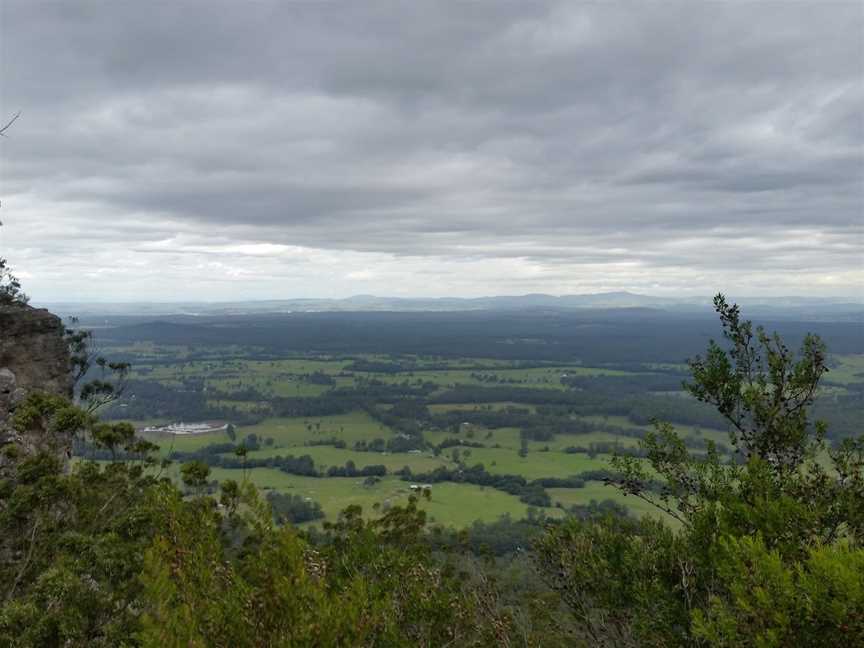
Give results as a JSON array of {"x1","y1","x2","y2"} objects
[{"x1": 41, "y1": 291, "x2": 864, "y2": 322}]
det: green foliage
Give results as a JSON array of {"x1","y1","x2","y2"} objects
[
  {"x1": 534, "y1": 514, "x2": 685, "y2": 647},
  {"x1": 2, "y1": 395, "x2": 527, "y2": 646},
  {"x1": 535, "y1": 294, "x2": 864, "y2": 645},
  {"x1": 139, "y1": 491, "x2": 517, "y2": 647},
  {"x1": 179, "y1": 460, "x2": 210, "y2": 494},
  {"x1": 65, "y1": 321, "x2": 131, "y2": 412},
  {"x1": 89, "y1": 421, "x2": 135, "y2": 456},
  {"x1": 691, "y1": 537, "x2": 864, "y2": 647},
  {"x1": 4, "y1": 293, "x2": 860, "y2": 646},
  {"x1": 685, "y1": 294, "x2": 827, "y2": 470},
  {"x1": 0, "y1": 257, "x2": 28, "y2": 305},
  {"x1": 11, "y1": 392, "x2": 91, "y2": 453},
  {"x1": 0, "y1": 458, "x2": 163, "y2": 646},
  {"x1": 266, "y1": 490, "x2": 324, "y2": 524},
  {"x1": 0, "y1": 392, "x2": 165, "y2": 646}
]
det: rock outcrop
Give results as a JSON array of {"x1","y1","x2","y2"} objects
[{"x1": 0, "y1": 304, "x2": 72, "y2": 470}]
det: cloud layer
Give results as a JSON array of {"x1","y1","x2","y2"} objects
[{"x1": 1, "y1": 1, "x2": 862, "y2": 301}]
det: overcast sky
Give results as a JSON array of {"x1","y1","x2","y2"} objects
[{"x1": 1, "y1": 1, "x2": 862, "y2": 302}]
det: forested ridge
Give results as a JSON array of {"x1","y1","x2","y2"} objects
[{"x1": 1, "y1": 290, "x2": 862, "y2": 646}]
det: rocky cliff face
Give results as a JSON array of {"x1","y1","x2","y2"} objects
[{"x1": 0, "y1": 304, "x2": 72, "y2": 468}]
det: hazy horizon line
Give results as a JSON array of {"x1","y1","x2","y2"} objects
[{"x1": 34, "y1": 291, "x2": 864, "y2": 306}]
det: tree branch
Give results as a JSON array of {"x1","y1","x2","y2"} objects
[
  {"x1": 6, "y1": 518, "x2": 39, "y2": 602},
  {"x1": 0, "y1": 111, "x2": 21, "y2": 137}
]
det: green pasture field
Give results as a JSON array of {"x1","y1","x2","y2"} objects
[
  {"x1": 424, "y1": 426, "x2": 520, "y2": 449},
  {"x1": 370, "y1": 365, "x2": 638, "y2": 391},
  {"x1": 140, "y1": 411, "x2": 395, "y2": 455},
  {"x1": 208, "y1": 377, "x2": 331, "y2": 398},
  {"x1": 206, "y1": 399, "x2": 270, "y2": 412},
  {"x1": 424, "y1": 421, "x2": 644, "y2": 452},
  {"x1": 455, "y1": 446, "x2": 612, "y2": 480},
  {"x1": 238, "y1": 412, "x2": 393, "y2": 447},
  {"x1": 581, "y1": 415, "x2": 730, "y2": 445},
  {"x1": 141, "y1": 428, "x2": 232, "y2": 455},
  {"x1": 354, "y1": 368, "x2": 568, "y2": 390},
  {"x1": 108, "y1": 347, "x2": 730, "y2": 528},
  {"x1": 639, "y1": 363, "x2": 689, "y2": 372},
  {"x1": 825, "y1": 354, "x2": 864, "y2": 385},
  {"x1": 125, "y1": 353, "x2": 646, "y2": 398},
  {"x1": 537, "y1": 431, "x2": 643, "y2": 451},
  {"x1": 75, "y1": 458, "x2": 658, "y2": 529},
  {"x1": 201, "y1": 469, "x2": 533, "y2": 527},
  {"x1": 240, "y1": 445, "x2": 448, "y2": 474},
  {"x1": 130, "y1": 357, "x2": 348, "y2": 387},
  {"x1": 548, "y1": 482, "x2": 678, "y2": 525},
  {"x1": 410, "y1": 357, "x2": 516, "y2": 368}
]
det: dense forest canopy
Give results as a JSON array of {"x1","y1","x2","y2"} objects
[{"x1": 88, "y1": 309, "x2": 864, "y2": 362}]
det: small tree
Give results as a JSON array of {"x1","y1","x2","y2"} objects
[
  {"x1": 0, "y1": 257, "x2": 28, "y2": 305},
  {"x1": 235, "y1": 443, "x2": 248, "y2": 481},
  {"x1": 686, "y1": 294, "x2": 827, "y2": 472},
  {"x1": 608, "y1": 294, "x2": 857, "y2": 547},
  {"x1": 180, "y1": 461, "x2": 211, "y2": 497},
  {"x1": 65, "y1": 318, "x2": 131, "y2": 413},
  {"x1": 90, "y1": 421, "x2": 136, "y2": 461}
]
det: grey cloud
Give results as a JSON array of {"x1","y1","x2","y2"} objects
[{"x1": 0, "y1": 1, "x2": 861, "y2": 300}]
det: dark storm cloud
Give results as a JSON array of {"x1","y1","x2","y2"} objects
[{"x1": 0, "y1": 1, "x2": 861, "y2": 300}]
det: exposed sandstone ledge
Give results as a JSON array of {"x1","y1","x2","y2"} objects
[
  {"x1": 0, "y1": 305, "x2": 72, "y2": 403},
  {"x1": 0, "y1": 304, "x2": 73, "y2": 469}
]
